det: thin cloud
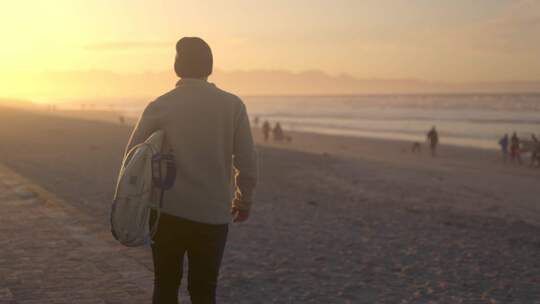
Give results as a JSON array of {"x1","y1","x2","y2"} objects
[
  {"x1": 85, "y1": 41, "x2": 171, "y2": 51},
  {"x1": 459, "y1": 0, "x2": 540, "y2": 53},
  {"x1": 403, "y1": 0, "x2": 540, "y2": 55}
]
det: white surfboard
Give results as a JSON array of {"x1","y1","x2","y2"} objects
[{"x1": 110, "y1": 130, "x2": 165, "y2": 247}]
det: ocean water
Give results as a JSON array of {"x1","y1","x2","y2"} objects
[
  {"x1": 243, "y1": 94, "x2": 540, "y2": 150},
  {"x1": 126, "y1": 94, "x2": 540, "y2": 150}
]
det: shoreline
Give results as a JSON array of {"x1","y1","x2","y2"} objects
[
  {"x1": 7, "y1": 103, "x2": 531, "y2": 152},
  {"x1": 20, "y1": 105, "x2": 522, "y2": 152},
  {"x1": 1, "y1": 106, "x2": 537, "y2": 223},
  {"x1": 6, "y1": 104, "x2": 528, "y2": 152}
]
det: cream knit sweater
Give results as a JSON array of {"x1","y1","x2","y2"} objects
[{"x1": 125, "y1": 79, "x2": 258, "y2": 224}]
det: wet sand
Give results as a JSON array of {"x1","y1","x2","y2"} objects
[{"x1": 0, "y1": 106, "x2": 539, "y2": 303}]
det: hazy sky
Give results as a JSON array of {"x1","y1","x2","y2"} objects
[{"x1": 1, "y1": 0, "x2": 540, "y2": 99}]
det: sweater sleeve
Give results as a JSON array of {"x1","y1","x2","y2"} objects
[
  {"x1": 232, "y1": 101, "x2": 258, "y2": 211},
  {"x1": 124, "y1": 102, "x2": 159, "y2": 156}
]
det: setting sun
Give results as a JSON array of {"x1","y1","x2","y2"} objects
[{"x1": 2, "y1": 0, "x2": 540, "y2": 101}]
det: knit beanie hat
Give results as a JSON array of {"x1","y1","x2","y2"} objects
[{"x1": 174, "y1": 37, "x2": 213, "y2": 78}]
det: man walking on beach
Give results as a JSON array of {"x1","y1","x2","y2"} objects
[
  {"x1": 499, "y1": 134, "x2": 509, "y2": 163},
  {"x1": 125, "y1": 37, "x2": 258, "y2": 304},
  {"x1": 510, "y1": 132, "x2": 522, "y2": 165},
  {"x1": 427, "y1": 126, "x2": 439, "y2": 157},
  {"x1": 262, "y1": 120, "x2": 271, "y2": 142},
  {"x1": 530, "y1": 134, "x2": 539, "y2": 167}
]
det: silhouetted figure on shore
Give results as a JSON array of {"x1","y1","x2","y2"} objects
[
  {"x1": 530, "y1": 134, "x2": 539, "y2": 167},
  {"x1": 499, "y1": 134, "x2": 509, "y2": 163},
  {"x1": 118, "y1": 115, "x2": 126, "y2": 125},
  {"x1": 426, "y1": 126, "x2": 439, "y2": 157},
  {"x1": 273, "y1": 122, "x2": 284, "y2": 142},
  {"x1": 253, "y1": 116, "x2": 260, "y2": 127},
  {"x1": 262, "y1": 120, "x2": 271, "y2": 142},
  {"x1": 510, "y1": 132, "x2": 522, "y2": 165}
]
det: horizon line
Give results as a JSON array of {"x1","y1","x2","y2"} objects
[
  {"x1": 3, "y1": 91, "x2": 540, "y2": 105},
  {"x1": 19, "y1": 68, "x2": 540, "y2": 85}
]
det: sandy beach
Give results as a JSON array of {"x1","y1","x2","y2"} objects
[{"x1": 1, "y1": 106, "x2": 539, "y2": 303}]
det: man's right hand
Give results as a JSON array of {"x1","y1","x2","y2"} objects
[{"x1": 231, "y1": 208, "x2": 250, "y2": 223}]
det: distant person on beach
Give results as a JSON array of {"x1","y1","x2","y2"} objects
[
  {"x1": 273, "y1": 122, "x2": 284, "y2": 142},
  {"x1": 262, "y1": 120, "x2": 271, "y2": 142},
  {"x1": 530, "y1": 134, "x2": 539, "y2": 167},
  {"x1": 124, "y1": 37, "x2": 258, "y2": 304},
  {"x1": 510, "y1": 132, "x2": 522, "y2": 165},
  {"x1": 499, "y1": 134, "x2": 509, "y2": 163},
  {"x1": 118, "y1": 115, "x2": 125, "y2": 125},
  {"x1": 426, "y1": 126, "x2": 439, "y2": 157},
  {"x1": 253, "y1": 116, "x2": 260, "y2": 127}
]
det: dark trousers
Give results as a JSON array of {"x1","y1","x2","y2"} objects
[{"x1": 150, "y1": 213, "x2": 228, "y2": 304}]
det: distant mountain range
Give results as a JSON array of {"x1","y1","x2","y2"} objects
[
  {"x1": 213, "y1": 70, "x2": 540, "y2": 95},
  {"x1": 3, "y1": 69, "x2": 540, "y2": 104}
]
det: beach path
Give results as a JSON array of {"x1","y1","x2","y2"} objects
[{"x1": 0, "y1": 164, "x2": 154, "y2": 304}]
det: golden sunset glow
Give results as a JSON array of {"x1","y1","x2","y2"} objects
[{"x1": 1, "y1": 0, "x2": 540, "y2": 101}]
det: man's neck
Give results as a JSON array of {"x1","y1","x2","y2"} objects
[{"x1": 182, "y1": 77, "x2": 208, "y2": 81}]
